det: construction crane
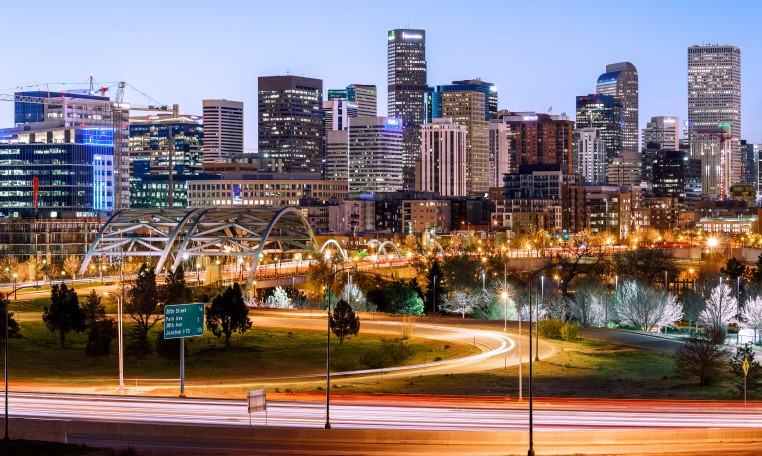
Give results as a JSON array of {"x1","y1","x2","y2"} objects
[
  {"x1": 695, "y1": 124, "x2": 733, "y2": 201},
  {"x1": 0, "y1": 81, "x2": 181, "y2": 209}
]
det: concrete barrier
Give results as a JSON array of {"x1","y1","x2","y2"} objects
[{"x1": 4, "y1": 417, "x2": 762, "y2": 454}]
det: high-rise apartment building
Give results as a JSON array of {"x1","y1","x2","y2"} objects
[
  {"x1": 642, "y1": 116, "x2": 679, "y2": 151},
  {"x1": 202, "y1": 99, "x2": 243, "y2": 164},
  {"x1": 494, "y1": 111, "x2": 574, "y2": 173},
  {"x1": 488, "y1": 120, "x2": 512, "y2": 188},
  {"x1": 388, "y1": 29, "x2": 427, "y2": 190},
  {"x1": 576, "y1": 94, "x2": 624, "y2": 165},
  {"x1": 326, "y1": 116, "x2": 404, "y2": 194},
  {"x1": 687, "y1": 45, "x2": 741, "y2": 198},
  {"x1": 574, "y1": 127, "x2": 607, "y2": 184},
  {"x1": 328, "y1": 84, "x2": 377, "y2": 117},
  {"x1": 258, "y1": 75, "x2": 323, "y2": 173},
  {"x1": 437, "y1": 89, "x2": 489, "y2": 196},
  {"x1": 426, "y1": 79, "x2": 497, "y2": 122},
  {"x1": 596, "y1": 62, "x2": 638, "y2": 154},
  {"x1": 607, "y1": 152, "x2": 642, "y2": 187},
  {"x1": 421, "y1": 118, "x2": 468, "y2": 197}
]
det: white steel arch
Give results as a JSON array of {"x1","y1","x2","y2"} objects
[{"x1": 319, "y1": 239, "x2": 349, "y2": 261}]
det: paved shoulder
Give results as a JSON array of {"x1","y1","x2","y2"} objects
[{"x1": 581, "y1": 327, "x2": 683, "y2": 353}]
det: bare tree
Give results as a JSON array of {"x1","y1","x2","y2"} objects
[
  {"x1": 614, "y1": 280, "x2": 683, "y2": 331},
  {"x1": 699, "y1": 283, "x2": 737, "y2": 335},
  {"x1": 569, "y1": 279, "x2": 607, "y2": 327},
  {"x1": 741, "y1": 295, "x2": 762, "y2": 343},
  {"x1": 548, "y1": 242, "x2": 607, "y2": 297},
  {"x1": 442, "y1": 290, "x2": 480, "y2": 318}
]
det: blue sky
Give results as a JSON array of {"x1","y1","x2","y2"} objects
[{"x1": 1, "y1": 0, "x2": 760, "y2": 149}]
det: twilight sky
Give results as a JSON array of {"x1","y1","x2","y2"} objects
[{"x1": 1, "y1": 0, "x2": 760, "y2": 149}]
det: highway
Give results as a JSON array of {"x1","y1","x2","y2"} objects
[{"x1": 7, "y1": 392, "x2": 762, "y2": 431}]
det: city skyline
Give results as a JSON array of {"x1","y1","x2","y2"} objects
[{"x1": 1, "y1": 0, "x2": 761, "y2": 150}]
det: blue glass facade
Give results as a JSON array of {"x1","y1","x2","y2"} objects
[
  {"x1": 425, "y1": 81, "x2": 496, "y2": 123},
  {"x1": 0, "y1": 128, "x2": 114, "y2": 218}
]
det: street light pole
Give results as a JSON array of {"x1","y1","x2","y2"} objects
[
  {"x1": 536, "y1": 276, "x2": 543, "y2": 361},
  {"x1": 324, "y1": 264, "x2": 356, "y2": 430},
  {"x1": 4, "y1": 283, "x2": 40, "y2": 441},
  {"x1": 432, "y1": 275, "x2": 437, "y2": 316},
  {"x1": 104, "y1": 291, "x2": 125, "y2": 393}
]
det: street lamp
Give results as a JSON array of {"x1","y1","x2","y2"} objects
[
  {"x1": 4, "y1": 282, "x2": 40, "y2": 440},
  {"x1": 196, "y1": 262, "x2": 201, "y2": 282},
  {"x1": 501, "y1": 291, "x2": 509, "y2": 332},
  {"x1": 324, "y1": 264, "x2": 357, "y2": 430},
  {"x1": 432, "y1": 275, "x2": 438, "y2": 316},
  {"x1": 104, "y1": 291, "x2": 125, "y2": 394}
]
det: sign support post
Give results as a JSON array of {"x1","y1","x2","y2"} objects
[{"x1": 164, "y1": 303, "x2": 204, "y2": 397}]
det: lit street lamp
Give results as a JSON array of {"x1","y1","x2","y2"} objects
[{"x1": 501, "y1": 291, "x2": 509, "y2": 332}]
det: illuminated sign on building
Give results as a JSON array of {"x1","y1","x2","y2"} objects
[
  {"x1": 522, "y1": 115, "x2": 538, "y2": 121},
  {"x1": 402, "y1": 32, "x2": 423, "y2": 40}
]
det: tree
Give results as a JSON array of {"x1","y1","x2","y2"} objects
[
  {"x1": 699, "y1": 283, "x2": 737, "y2": 339},
  {"x1": 614, "y1": 280, "x2": 683, "y2": 331},
  {"x1": 162, "y1": 265, "x2": 191, "y2": 307},
  {"x1": 675, "y1": 328, "x2": 729, "y2": 386},
  {"x1": 125, "y1": 264, "x2": 162, "y2": 347},
  {"x1": 206, "y1": 283, "x2": 251, "y2": 345},
  {"x1": 265, "y1": 286, "x2": 293, "y2": 309},
  {"x1": 0, "y1": 297, "x2": 20, "y2": 340},
  {"x1": 741, "y1": 295, "x2": 762, "y2": 343},
  {"x1": 721, "y1": 257, "x2": 748, "y2": 282},
  {"x1": 549, "y1": 242, "x2": 607, "y2": 297},
  {"x1": 613, "y1": 248, "x2": 678, "y2": 284},
  {"x1": 682, "y1": 285, "x2": 708, "y2": 333},
  {"x1": 42, "y1": 283, "x2": 85, "y2": 348},
  {"x1": 569, "y1": 280, "x2": 607, "y2": 327},
  {"x1": 82, "y1": 289, "x2": 116, "y2": 356},
  {"x1": 442, "y1": 290, "x2": 480, "y2": 318},
  {"x1": 730, "y1": 344, "x2": 762, "y2": 398},
  {"x1": 63, "y1": 255, "x2": 81, "y2": 280},
  {"x1": 329, "y1": 299, "x2": 360, "y2": 344}
]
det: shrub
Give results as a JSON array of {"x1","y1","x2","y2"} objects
[
  {"x1": 561, "y1": 322, "x2": 580, "y2": 342},
  {"x1": 538, "y1": 318, "x2": 565, "y2": 339},
  {"x1": 359, "y1": 339, "x2": 413, "y2": 369}
]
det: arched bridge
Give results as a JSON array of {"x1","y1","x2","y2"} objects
[{"x1": 79, "y1": 207, "x2": 318, "y2": 288}]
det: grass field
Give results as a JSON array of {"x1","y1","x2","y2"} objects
[
  {"x1": 5, "y1": 319, "x2": 475, "y2": 387},
  {"x1": 271, "y1": 338, "x2": 741, "y2": 400}
]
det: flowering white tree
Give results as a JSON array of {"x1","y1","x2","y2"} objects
[
  {"x1": 741, "y1": 295, "x2": 762, "y2": 343},
  {"x1": 341, "y1": 283, "x2": 367, "y2": 311},
  {"x1": 442, "y1": 290, "x2": 480, "y2": 318},
  {"x1": 699, "y1": 283, "x2": 737, "y2": 333},
  {"x1": 265, "y1": 286, "x2": 293, "y2": 309},
  {"x1": 614, "y1": 280, "x2": 683, "y2": 331},
  {"x1": 569, "y1": 281, "x2": 607, "y2": 327}
]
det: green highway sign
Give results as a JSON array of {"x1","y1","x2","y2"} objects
[{"x1": 164, "y1": 303, "x2": 205, "y2": 339}]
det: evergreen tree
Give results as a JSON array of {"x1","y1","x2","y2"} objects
[
  {"x1": 206, "y1": 283, "x2": 252, "y2": 345},
  {"x1": 43, "y1": 284, "x2": 85, "y2": 348},
  {"x1": 0, "y1": 296, "x2": 20, "y2": 341},
  {"x1": 162, "y1": 265, "x2": 191, "y2": 307},
  {"x1": 329, "y1": 299, "x2": 360, "y2": 344},
  {"x1": 82, "y1": 289, "x2": 116, "y2": 356},
  {"x1": 730, "y1": 344, "x2": 762, "y2": 398},
  {"x1": 125, "y1": 264, "x2": 161, "y2": 355},
  {"x1": 425, "y1": 260, "x2": 446, "y2": 315}
]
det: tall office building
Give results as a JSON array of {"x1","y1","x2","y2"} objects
[
  {"x1": 576, "y1": 94, "x2": 624, "y2": 165},
  {"x1": 488, "y1": 119, "x2": 512, "y2": 188},
  {"x1": 741, "y1": 139, "x2": 760, "y2": 190},
  {"x1": 494, "y1": 111, "x2": 574, "y2": 173},
  {"x1": 328, "y1": 84, "x2": 377, "y2": 117},
  {"x1": 323, "y1": 100, "x2": 358, "y2": 132},
  {"x1": 433, "y1": 88, "x2": 490, "y2": 196},
  {"x1": 596, "y1": 62, "x2": 638, "y2": 154},
  {"x1": 607, "y1": 152, "x2": 642, "y2": 187},
  {"x1": 421, "y1": 118, "x2": 468, "y2": 197},
  {"x1": 652, "y1": 149, "x2": 702, "y2": 208},
  {"x1": 388, "y1": 29, "x2": 427, "y2": 190},
  {"x1": 129, "y1": 114, "x2": 204, "y2": 177},
  {"x1": 427, "y1": 79, "x2": 497, "y2": 121},
  {"x1": 574, "y1": 127, "x2": 607, "y2": 184},
  {"x1": 642, "y1": 116, "x2": 679, "y2": 151},
  {"x1": 202, "y1": 99, "x2": 243, "y2": 164},
  {"x1": 687, "y1": 45, "x2": 741, "y2": 198},
  {"x1": 258, "y1": 75, "x2": 323, "y2": 173},
  {"x1": 326, "y1": 116, "x2": 404, "y2": 194}
]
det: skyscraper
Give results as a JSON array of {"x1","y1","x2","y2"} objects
[
  {"x1": 421, "y1": 118, "x2": 468, "y2": 197},
  {"x1": 576, "y1": 94, "x2": 624, "y2": 165},
  {"x1": 202, "y1": 99, "x2": 243, "y2": 164},
  {"x1": 328, "y1": 84, "x2": 377, "y2": 117},
  {"x1": 596, "y1": 62, "x2": 638, "y2": 154},
  {"x1": 574, "y1": 127, "x2": 607, "y2": 184},
  {"x1": 388, "y1": 29, "x2": 427, "y2": 190},
  {"x1": 494, "y1": 111, "x2": 574, "y2": 173},
  {"x1": 642, "y1": 116, "x2": 679, "y2": 151},
  {"x1": 258, "y1": 75, "x2": 323, "y2": 174},
  {"x1": 687, "y1": 45, "x2": 741, "y2": 198}
]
